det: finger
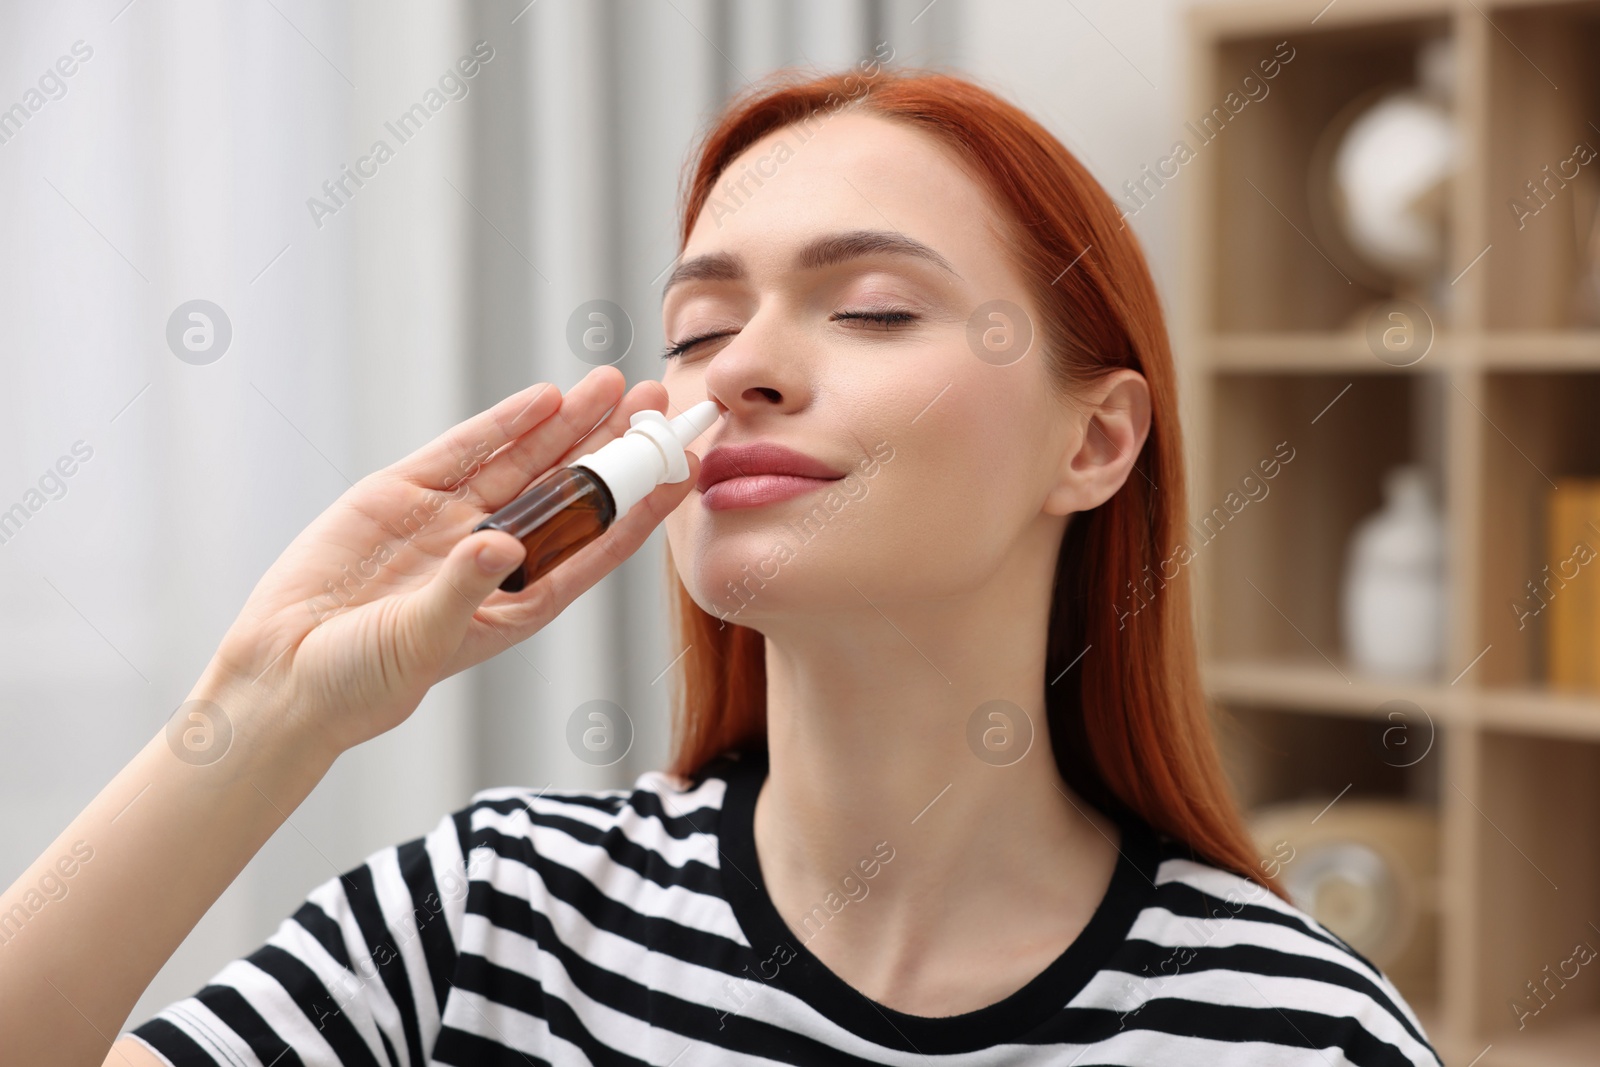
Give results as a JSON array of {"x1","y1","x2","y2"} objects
[
  {"x1": 389, "y1": 364, "x2": 628, "y2": 492},
  {"x1": 387, "y1": 378, "x2": 566, "y2": 489},
  {"x1": 601, "y1": 445, "x2": 701, "y2": 545},
  {"x1": 476, "y1": 377, "x2": 671, "y2": 507},
  {"x1": 460, "y1": 367, "x2": 633, "y2": 508},
  {"x1": 550, "y1": 378, "x2": 672, "y2": 471},
  {"x1": 406, "y1": 527, "x2": 528, "y2": 661}
]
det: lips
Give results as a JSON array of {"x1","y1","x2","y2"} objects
[{"x1": 696, "y1": 442, "x2": 846, "y2": 507}]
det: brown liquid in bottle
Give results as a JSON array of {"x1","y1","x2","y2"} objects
[{"x1": 473, "y1": 466, "x2": 617, "y2": 593}]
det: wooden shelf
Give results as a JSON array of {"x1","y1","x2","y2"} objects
[
  {"x1": 1477, "y1": 1017, "x2": 1600, "y2": 1067},
  {"x1": 1205, "y1": 658, "x2": 1600, "y2": 737},
  {"x1": 1209, "y1": 332, "x2": 1458, "y2": 371},
  {"x1": 1203, "y1": 658, "x2": 1465, "y2": 719},
  {"x1": 1190, "y1": 0, "x2": 1457, "y2": 41},
  {"x1": 1207, "y1": 330, "x2": 1600, "y2": 371},
  {"x1": 1482, "y1": 332, "x2": 1600, "y2": 369},
  {"x1": 1186, "y1": 2, "x2": 1600, "y2": 1062},
  {"x1": 1477, "y1": 685, "x2": 1600, "y2": 739}
]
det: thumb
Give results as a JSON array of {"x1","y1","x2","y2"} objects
[{"x1": 411, "y1": 530, "x2": 526, "y2": 646}]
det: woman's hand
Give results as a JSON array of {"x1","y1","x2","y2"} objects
[
  {"x1": 1, "y1": 366, "x2": 706, "y2": 1067},
  {"x1": 202, "y1": 365, "x2": 700, "y2": 762}
]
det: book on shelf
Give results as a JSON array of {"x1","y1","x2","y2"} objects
[{"x1": 1545, "y1": 478, "x2": 1600, "y2": 692}]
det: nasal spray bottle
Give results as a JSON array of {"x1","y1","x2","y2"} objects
[{"x1": 473, "y1": 398, "x2": 723, "y2": 593}]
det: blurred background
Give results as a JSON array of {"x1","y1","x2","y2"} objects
[{"x1": 3, "y1": 0, "x2": 1596, "y2": 1062}]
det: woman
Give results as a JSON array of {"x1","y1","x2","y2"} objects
[{"x1": 3, "y1": 68, "x2": 1444, "y2": 1065}]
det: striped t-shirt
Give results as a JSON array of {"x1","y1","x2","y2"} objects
[{"x1": 126, "y1": 747, "x2": 1445, "y2": 1065}]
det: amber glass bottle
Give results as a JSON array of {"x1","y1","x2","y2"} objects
[
  {"x1": 471, "y1": 398, "x2": 722, "y2": 595},
  {"x1": 475, "y1": 467, "x2": 616, "y2": 593}
]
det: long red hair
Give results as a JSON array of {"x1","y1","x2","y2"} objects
[{"x1": 661, "y1": 66, "x2": 1286, "y2": 902}]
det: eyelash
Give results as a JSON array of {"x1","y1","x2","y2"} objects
[{"x1": 660, "y1": 309, "x2": 919, "y2": 360}]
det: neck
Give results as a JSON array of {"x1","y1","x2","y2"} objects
[
  {"x1": 758, "y1": 605, "x2": 1070, "y2": 864},
  {"x1": 745, "y1": 536, "x2": 1122, "y2": 994}
]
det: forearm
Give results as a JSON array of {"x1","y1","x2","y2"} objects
[
  {"x1": 0, "y1": 374, "x2": 647, "y2": 1065},
  {"x1": 0, "y1": 663, "x2": 337, "y2": 1067}
]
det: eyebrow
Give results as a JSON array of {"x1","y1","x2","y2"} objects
[{"x1": 660, "y1": 229, "x2": 958, "y2": 302}]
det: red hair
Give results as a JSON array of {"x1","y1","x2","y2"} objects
[{"x1": 661, "y1": 66, "x2": 1286, "y2": 902}]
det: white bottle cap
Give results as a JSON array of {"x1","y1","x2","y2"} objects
[{"x1": 570, "y1": 399, "x2": 722, "y2": 518}]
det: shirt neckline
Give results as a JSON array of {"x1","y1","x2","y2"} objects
[{"x1": 711, "y1": 747, "x2": 1164, "y2": 1053}]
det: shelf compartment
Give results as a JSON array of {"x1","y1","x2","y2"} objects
[
  {"x1": 1483, "y1": 1, "x2": 1600, "y2": 331},
  {"x1": 1212, "y1": 700, "x2": 1442, "y2": 810},
  {"x1": 1476, "y1": 371, "x2": 1600, "y2": 688},
  {"x1": 1468, "y1": 730, "x2": 1600, "y2": 1047},
  {"x1": 1204, "y1": 15, "x2": 1454, "y2": 333},
  {"x1": 1200, "y1": 372, "x2": 1447, "y2": 668},
  {"x1": 1209, "y1": 699, "x2": 1444, "y2": 1017}
]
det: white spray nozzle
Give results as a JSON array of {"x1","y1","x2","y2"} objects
[
  {"x1": 668, "y1": 398, "x2": 723, "y2": 452},
  {"x1": 570, "y1": 399, "x2": 722, "y2": 518}
]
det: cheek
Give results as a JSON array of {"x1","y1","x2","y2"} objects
[
  {"x1": 869, "y1": 381, "x2": 1033, "y2": 558},
  {"x1": 662, "y1": 368, "x2": 701, "y2": 418},
  {"x1": 762, "y1": 363, "x2": 1041, "y2": 601}
]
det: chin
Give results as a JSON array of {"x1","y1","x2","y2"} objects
[{"x1": 676, "y1": 539, "x2": 845, "y2": 624}]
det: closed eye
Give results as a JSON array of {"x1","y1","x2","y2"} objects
[
  {"x1": 661, "y1": 330, "x2": 737, "y2": 360},
  {"x1": 831, "y1": 309, "x2": 918, "y2": 328},
  {"x1": 660, "y1": 309, "x2": 920, "y2": 360}
]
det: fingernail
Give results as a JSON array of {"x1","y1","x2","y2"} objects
[{"x1": 477, "y1": 539, "x2": 523, "y2": 574}]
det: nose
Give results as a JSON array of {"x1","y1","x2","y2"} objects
[{"x1": 700, "y1": 311, "x2": 812, "y2": 419}]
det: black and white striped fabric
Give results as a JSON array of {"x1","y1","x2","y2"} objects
[{"x1": 125, "y1": 748, "x2": 1444, "y2": 1065}]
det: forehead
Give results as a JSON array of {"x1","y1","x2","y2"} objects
[{"x1": 681, "y1": 111, "x2": 1008, "y2": 269}]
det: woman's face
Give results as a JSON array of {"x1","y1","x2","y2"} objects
[{"x1": 660, "y1": 111, "x2": 1087, "y2": 628}]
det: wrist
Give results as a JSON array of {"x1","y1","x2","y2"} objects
[{"x1": 176, "y1": 657, "x2": 340, "y2": 785}]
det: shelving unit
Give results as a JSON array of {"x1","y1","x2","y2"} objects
[{"x1": 1183, "y1": 2, "x2": 1600, "y2": 1063}]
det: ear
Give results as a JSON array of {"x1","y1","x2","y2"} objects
[{"x1": 1042, "y1": 370, "x2": 1152, "y2": 517}]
